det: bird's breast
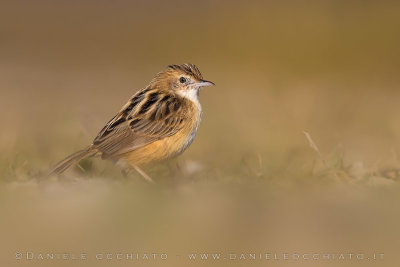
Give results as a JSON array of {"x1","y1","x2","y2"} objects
[
  {"x1": 123, "y1": 102, "x2": 202, "y2": 167},
  {"x1": 167, "y1": 103, "x2": 202, "y2": 156}
]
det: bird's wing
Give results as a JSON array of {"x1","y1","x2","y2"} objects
[{"x1": 92, "y1": 89, "x2": 188, "y2": 158}]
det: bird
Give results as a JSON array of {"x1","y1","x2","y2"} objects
[{"x1": 49, "y1": 63, "x2": 214, "y2": 182}]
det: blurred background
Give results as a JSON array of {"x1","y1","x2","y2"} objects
[{"x1": 1, "y1": 0, "x2": 400, "y2": 266}]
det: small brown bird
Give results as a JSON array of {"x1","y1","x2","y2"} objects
[{"x1": 49, "y1": 64, "x2": 214, "y2": 182}]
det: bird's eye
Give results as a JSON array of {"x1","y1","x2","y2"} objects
[{"x1": 179, "y1": 77, "x2": 187, "y2": 84}]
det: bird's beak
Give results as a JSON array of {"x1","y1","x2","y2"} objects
[{"x1": 194, "y1": 80, "x2": 215, "y2": 87}]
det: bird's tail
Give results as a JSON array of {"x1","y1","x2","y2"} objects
[{"x1": 48, "y1": 146, "x2": 98, "y2": 176}]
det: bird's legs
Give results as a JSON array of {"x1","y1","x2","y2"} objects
[
  {"x1": 118, "y1": 160, "x2": 155, "y2": 184},
  {"x1": 133, "y1": 165, "x2": 155, "y2": 184}
]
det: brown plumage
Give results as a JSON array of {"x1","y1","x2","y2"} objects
[{"x1": 49, "y1": 64, "x2": 214, "y2": 182}]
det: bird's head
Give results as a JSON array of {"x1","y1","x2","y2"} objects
[{"x1": 148, "y1": 64, "x2": 214, "y2": 101}]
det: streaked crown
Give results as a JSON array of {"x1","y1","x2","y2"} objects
[{"x1": 167, "y1": 64, "x2": 203, "y2": 80}]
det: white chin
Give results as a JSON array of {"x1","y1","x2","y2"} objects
[{"x1": 178, "y1": 88, "x2": 200, "y2": 103}]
